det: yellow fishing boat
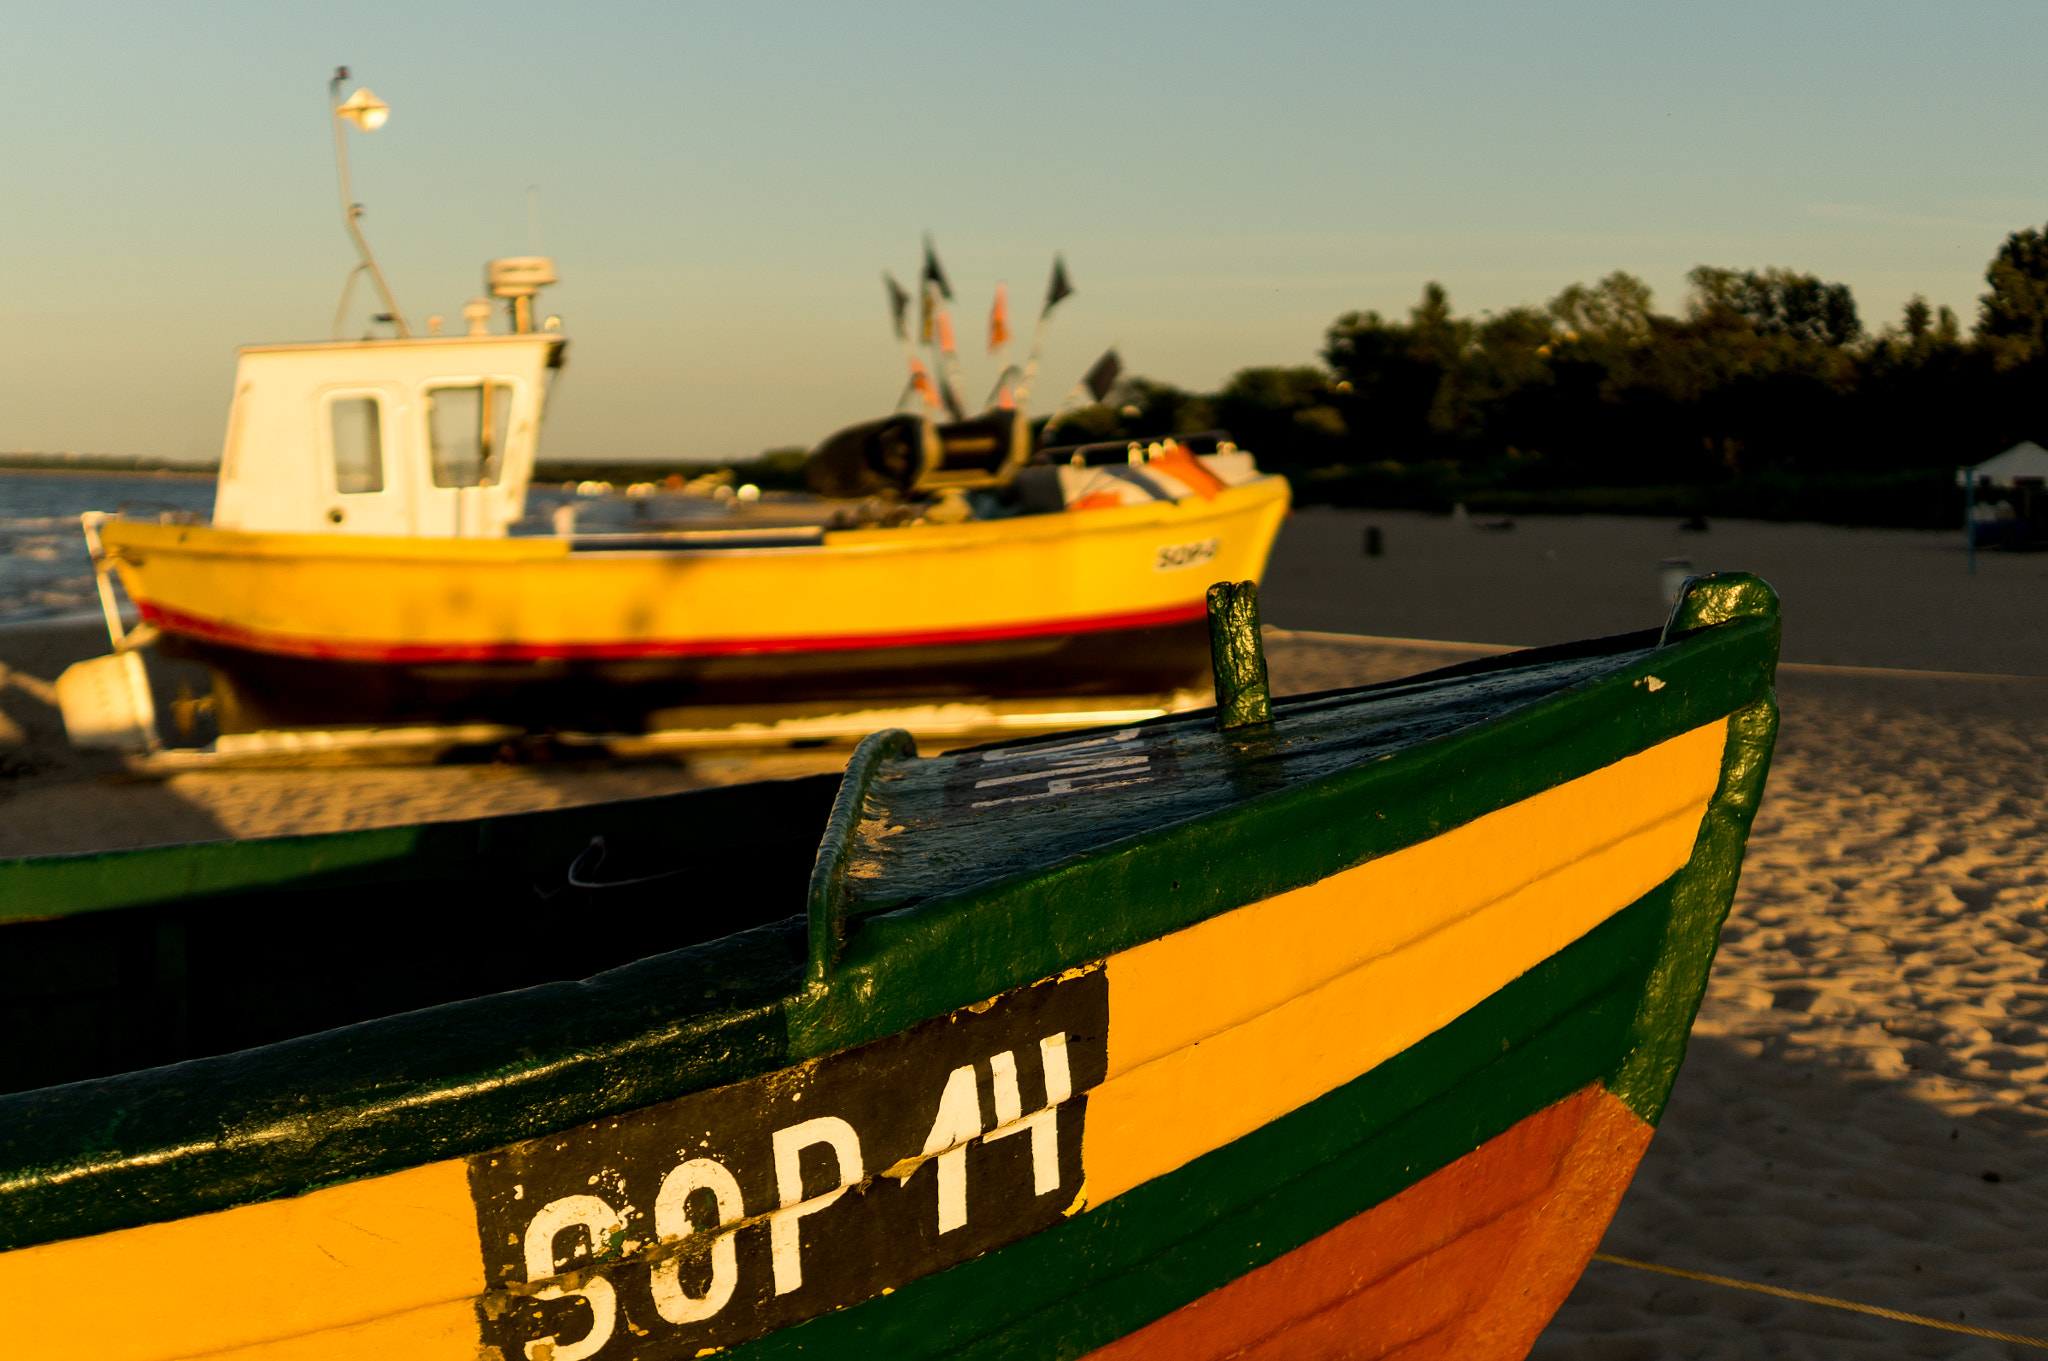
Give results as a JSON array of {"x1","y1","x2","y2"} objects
[
  {"x1": 64, "y1": 74, "x2": 1289, "y2": 750},
  {"x1": 79, "y1": 299, "x2": 1290, "y2": 742},
  {"x1": 90, "y1": 376, "x2": 1288, "y2": 733}
]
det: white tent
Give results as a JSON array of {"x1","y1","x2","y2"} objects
[{"x1": 1957, "y1": 440, "x2": 2048, "y2": 487}]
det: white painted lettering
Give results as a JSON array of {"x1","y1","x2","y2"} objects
[
  {"x1": 975, "y1": 729, "x2": 1139, "y2": 765},
  {"x1": 649, "y1": 1158, "x2": 745, "y2": 1324},
  {"x1": 914, "y1": 1064, "x2": 984, "y2": 1234},
  {"x1": 769, "y1": 1116, "x2": 864, "y2": 1295},
  {"x1": 971, "y1": 754, "x2": 1149, "y2": 791},
  {"x1": 521, "y1": 1194, "x2": 621, "y2": 1361},
  {"x1": 1153, "y1": 537, "x2": 1220, "y2": 572},
  {"x1": 986, "y1": 1033, "x2": 1071, "y2": 1195}
]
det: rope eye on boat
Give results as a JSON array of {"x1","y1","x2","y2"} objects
[{"x1": 564, "y1": 835, "x2": 689, "y2": 890}]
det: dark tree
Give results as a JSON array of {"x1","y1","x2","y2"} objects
[
  {"x1": 1976, "y1": 223, "x2": 2048, "y2": 366},
  {"x1": 1688, "y1": 266, "x2": 1861, "y2": 348}
]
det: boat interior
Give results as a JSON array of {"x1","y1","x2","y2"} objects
[{"x1": 0, "y1": 773, "x2": 841, "y2": 1098}]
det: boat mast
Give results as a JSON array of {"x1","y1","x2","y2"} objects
[{"x1": 328, "y1": 67, "x2": 411, "y2": 339}]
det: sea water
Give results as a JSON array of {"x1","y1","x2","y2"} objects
[
  {"x1": 0, "y1": 473, "x2": 216, "y2": 624},
  {"x1": 0, "y1": 473, "x2": 743, "y2": 626}
]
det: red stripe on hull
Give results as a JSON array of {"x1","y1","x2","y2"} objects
[
  {"x1": 1086, "y1": 1084, "x2": 1653, "y2": 1361},
  {"x1": 137, "y1": 601, "x2": 1210, "y2": 665}
]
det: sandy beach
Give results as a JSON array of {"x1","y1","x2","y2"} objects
[{"x1": 3, "y1": 508, "x2": 2046, "y2": 1354}]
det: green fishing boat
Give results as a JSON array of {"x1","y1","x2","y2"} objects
[{"x1": 0, "y1": 574, "x2": 1779, "y2": 1361}]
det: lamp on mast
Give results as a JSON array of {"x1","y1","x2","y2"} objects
[{"x1": 329, "y1": 67, "x2": 411, "y2": 338}]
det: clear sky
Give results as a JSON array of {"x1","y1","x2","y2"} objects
[{"x1": 3, "y1": 1, "x2": 2043, "y2": 466}]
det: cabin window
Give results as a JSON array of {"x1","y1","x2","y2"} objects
[
  {"x1": 427, "y1": 383, "x2": 514, "y2": 488},
  {"x1": 330, "y1": 396, "x2": 385, "y2": 494}
]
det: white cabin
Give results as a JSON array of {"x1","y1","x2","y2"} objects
[{"x1": 210, "y1": 333, "x2": 565, "y2": 538}]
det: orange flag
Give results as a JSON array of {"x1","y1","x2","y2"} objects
[
  {"x1": 908, "y1": 357, "x2": 939, "y2": 409},
  {"x1": 989, "y1": 284, "x2": 1011, "y2": 351},
  {"x1": 937, "y1": 311, "x2": 957, "y2": 356}
]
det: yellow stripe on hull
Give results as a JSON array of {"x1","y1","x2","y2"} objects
[
  {"x1": 1085, "y1": 718, "x2": 1727, "y2": 1204},
  {"x1": 100, "y1": 479, "x2": 1291, "y2": 656},
  {"x1": 0, "y1": 1161, "x2": 478, "y2": 1360}
]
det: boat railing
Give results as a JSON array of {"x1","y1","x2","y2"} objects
[
  {"x1": 805, "y1": 727, "x2": 918, "y2": 986},
  {"x1": 564, "y1": 526, "x2": 828, "y2": 552},
  {"x1": 113, "y1": 501, "x2": 206, "y2": 526}
]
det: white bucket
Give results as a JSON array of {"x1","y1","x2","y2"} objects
[{"x1": 56, "y1": 651, "x2": 160, "y2": 751}]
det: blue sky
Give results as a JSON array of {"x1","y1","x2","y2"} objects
[{"x1": 2, "y1": 2, "x2": 2042, "y2": 465}]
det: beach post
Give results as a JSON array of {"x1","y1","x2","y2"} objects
[
  {"x1": 1659, "y1": 558, "x2": 1693, "y2": 606},
  {"x1": 1965, "y1": 467, "x2": 1977, "y2": 575},
  {"x1": 1207, "y1": 580, "x2": 1272, "y2": 730}
]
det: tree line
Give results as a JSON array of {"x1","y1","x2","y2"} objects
[{"x1": 1039, "y1": 224, "x2": 2048, "y2": 525}]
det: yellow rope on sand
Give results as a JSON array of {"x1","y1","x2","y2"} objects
[{"x1": 1591, "y1": 1252, "x2": 2048, "y2": 1351}]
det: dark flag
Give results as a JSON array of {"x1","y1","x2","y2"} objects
[
  {"x1": 936, "y1": 367, "x2": 967, "y2": 421},
  {"x1": 884, "y1": 273, "x2": 911, "y2": 341},
  {"x1": 1043, "y1": 254, "x2": 1074, "y2": 317},
  {"x1": 922, "y1": 235, "x2": 953, "y2": 301},
  {"x1": 1083, "y1": 348, "x2": 1121, "y2": 403}
]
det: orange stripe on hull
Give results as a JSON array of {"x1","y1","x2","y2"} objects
[{"x1": 1085, "y1": 1084, "x2": 1652, "y2": 1361}]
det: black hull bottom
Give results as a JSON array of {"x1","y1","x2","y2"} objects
[{"x1": 162, "y1": 620, "x2": 1215, "y2": 734}]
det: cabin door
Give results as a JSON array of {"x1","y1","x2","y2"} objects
[
  {"x1": 416, "y1": 379, "x2": 516, "y2": 538},
  {"x1": 317, "y1": 384, "x2": 416, "y2": 536}
]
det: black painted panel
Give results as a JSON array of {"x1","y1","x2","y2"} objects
[{"x1": 470, "y1": 968, "x2": 1110, "y2": 1360}]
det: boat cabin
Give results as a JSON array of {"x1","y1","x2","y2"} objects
[{"x1": 209, "y1": 333, "x2": 565, "y2": 538}]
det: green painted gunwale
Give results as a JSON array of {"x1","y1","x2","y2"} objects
[{"x1": 0, "y1": 575, "x2": 1777, "y2": 1259}]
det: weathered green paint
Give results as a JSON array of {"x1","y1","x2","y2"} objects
[
  {"x1": 1205, "y1": 579, "x2": 1271, "y2": 729},
  {"x1": 1663, "y1": 569, "x2": 1782, "y2": 642},
  {"x1": 0, "y1": 577, "x2": 1778, "y2": 1264},
  {"x1": 1608, "y1": 693, "x2": 1776, "y2": 1125}
]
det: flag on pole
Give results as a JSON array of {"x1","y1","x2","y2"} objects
[
  {"x1": 937, "y1": 311, "x2": 957, "y2": 356},
  {"x1": 922, "y1": 235, "x2": 952, "y2": 301},
  {"x1": 884, "y1": 273, "x2": 910, "y2": 341},
  {"x1": 1083, "y1": 348, "x2": 1122, "y2": 403},
  {"x1": 988, "y1": 284, "x2": 1011, "y2": 351},
  {"x1": 936, "y1": 368, "x2": 966, "y2": 421},
  {"x1": 1043, "y1": 254, "x2": 1074, "y2": 316},
  {"x1": 907, "y1": 356, "x2": 939, "y2": 409}
]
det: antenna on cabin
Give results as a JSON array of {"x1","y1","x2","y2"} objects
[
  {"x1": 328, "y1": 67, "x2": 411, "y2": 339},
  {"x1": 488, "y1": 257, "x2": 558, "y2": 334}
]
